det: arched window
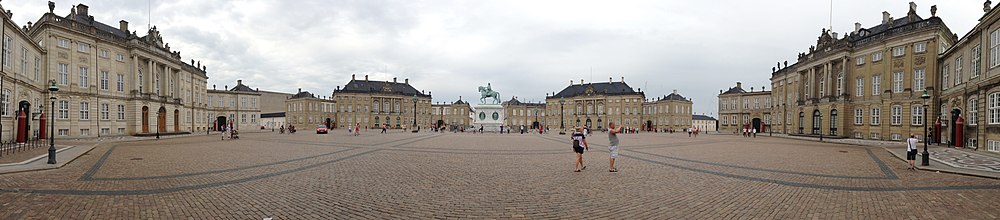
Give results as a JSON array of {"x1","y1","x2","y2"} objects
[
  {"x1": 798, "y1": 112, "x2": 805, "y2": 134},
  {"x1": 373, "y1": 101, "x2": 379, "y2": 113},
  {"x1": 812, "y1": 110, "x2": 821, "y2": 135},
  {"x1": 830, "y1": 109, "x2": 838, "y2": 136}
]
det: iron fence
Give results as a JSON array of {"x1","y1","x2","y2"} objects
[{"x1": 0, "y1": 138, "x2": 45, "y2": 159}]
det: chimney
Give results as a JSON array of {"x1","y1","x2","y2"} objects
[
  {"x1": 736, "y1": 82, "x2": 742, "y2": 88},
  {"x1": 854, "y1": 22, "x2": 862, "y2": 33},
  {"x1": 393, "y1": 77, "x2": 397, "y2": 83},
  {"x1": 673, "y1": 89, "x2": 678, "y2": 94},
  {"x1": 365, "y1": 75, "x2": 368, "y2": 81},
  {"x1": 405, "y1": 78, "x2": 409, "y2": 84},
  {"x1": 570, "y1": 80, "x2": 574, "y2": 85},
  {"x1": 119, "y1": 20, "x2": 128, "y2": 32},
  {"x1": 609, "y1": 76, "x2": 612, "y2": 82},
  {"x1": 909, "y1": 2, "x2": 917, "y2": 15},
  {"x1": 986, "y1": 0, "x2": 993, "y2": 13},
  {"x1": 832, "y1": 32, "x2": 838, "y2": 39},
  {"x1": 351, "y1": 74, "x2": 355, "y2": 80},
  {"x1": 882, "y1": 11, "x2": 890, "y2": 24},
  {"x1": 621, "y1": 76, "x2": 625, "y2": 82},
  {"x1": 298, "y1": 88, "x2": 302, "y2": 93},
  {"x1": 237, "y1": 79, "x2": 242, "y2": 85},
  {"x1": 77, "y1": 4, "x2": 89, "y2": 17}
]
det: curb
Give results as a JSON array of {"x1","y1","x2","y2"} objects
[
  {"x1": 0, "y1": 143, "x2": 99, "y2": 175},
  {"x1": 881, "y1": 147, "x2": 1000, "y2": 180}
]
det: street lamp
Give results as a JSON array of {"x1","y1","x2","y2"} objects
[
  {"x1": 412, "y1": 95, "x2": 417, "y2": 132},
  {"x1": 559, "y1": 97, "x2": 566, "y2": 134},
  {"x1": 921, "y1": 90, "x2": 931, "y2": 166},
  {"x1": 47, "y1": 80, "x2": 59, "y2": 164}
]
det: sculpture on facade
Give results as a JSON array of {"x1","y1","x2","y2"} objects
[{"x1": 478, "y1": 83, "x2": 501, "y2": 104}]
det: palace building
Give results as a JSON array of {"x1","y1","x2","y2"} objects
[
  {"x1": 767, "y1": 2, "x2": 953, "y2": 142},
  {"x1": 545, "y1": 77, "x2": 646, "y2": 130},
  {"x1": 331, "y1": 74, "x2": 432, "y2": 129},
  {"x1": 285, "y1": 89, "x2": 336, "y2": 130},
  {"x1": 205, "y1": 80, "x2": 261, "y2": 131},
  {"x1": 718, "y1": 82, "x2": 772, "y2": 134},
  {"x1": 642, "y1": 90, "x2": 693, "y2": 131},
  {"x1": 431, "y1": 97, "x2": 472, "y2": 131},
  {"x1": 501, "y1": 96, "x2": 545, "y2": 131}
]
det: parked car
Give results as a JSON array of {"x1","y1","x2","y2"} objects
[{"x1": 316, "y1": 125, "x2": 329, "y2": 134}]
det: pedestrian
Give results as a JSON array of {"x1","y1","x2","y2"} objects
[
  {"x1": 906, "y1": 133, "x2": 918, "y2": 170},
  {"x1": 354, "y1": 123, "x2": 361, "y2": 136},
  {"x1": 752, "y1": 128, "x2": 757, "y2": 138},
  {"x1": 608, "y1": 122, "x2": 622, "y2": 172},
  {"x1": 520, "y1": 125, "x2": 525, "y2": 134},
  {"x1": 688, "y1": 128, "x2": 692, "y2": 137},
  {"x1": 381, "y1": 124, "x2": 387, "y2": 134},
  {"x1": 571, "y1": 127, "x2": 589, "y2": 172},
  {"x1": 221, "y1": 124, "x2": 228, "y2": 140}
]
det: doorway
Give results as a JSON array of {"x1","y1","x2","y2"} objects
[
  {"x1": 157, "y1": 106, "x2": 167, "y2": 133},
  {"x1": 142, "y1": 106, "x2": 149, "y2": 133}
]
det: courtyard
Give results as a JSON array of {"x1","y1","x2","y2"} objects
[{"x1": 0, "y1": 131, "x2": 999, "y2": 219}]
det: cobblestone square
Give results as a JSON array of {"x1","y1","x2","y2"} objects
[{"x1": 1, "y1": 132, "x2": 999, "y2": 219}]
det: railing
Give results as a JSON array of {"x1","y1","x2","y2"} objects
[{"x1": 0, "y1": 138, "x2": 45, "y2": 159}]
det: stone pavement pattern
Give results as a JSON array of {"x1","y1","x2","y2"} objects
[{"x1": 0, "y1": 131, "x2": 999, "y2": 219}]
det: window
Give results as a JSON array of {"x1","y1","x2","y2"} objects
[
  {"x1": 58, "y1": 129, "x2": 69, "y2": 136},
  {"x1": 972, "y1": 45, "x2": 982, "y2": 79},
  {"x1": 891, "y1": 133, "x2": 902, "y2": 141},
  {"x1": 80, "y1": 129, "x2": 90, "y2": 136},
  {"x1": 101, "y1": 128, "x2": 110, "y2": 135},
  {"x1": 856, "y1": 56, "x2": 865, "y2": 65},
  {"x1": 100, "y1": 71, "x2": 109, "y2": 90},
  {"x1": 891, "y1": 105, "x2": 902, "y2": 125},
  {"x1": 20, "y1": 47, "x2": 28, "y2": 75},
  {"x1": 34, "y1": 56, "x2": 40, "y2": 80},
  {"x1": 117, "y1": 105, "x2": 125, "y2": 120},
  {"x1": 116, "y1": 54, "x2": 125, "y2": 61},
  {"x1": 57, "y1": 38, "x2": 69, "y2": 48},
  {"x1": 872, "y1": 52, "x2": 883, "y2": 62},
  {"x1": 100, "y1": 103, "x2": 109, "y2": 120},
  {"x1": 58, "y1": 101, "x2": 69, "y2": 119},
  {"x1": 892, "y1": 46, "x2": 905, "y2": 57},
  {"x1": 118, "y1": 128, "x2": 125, "y2": 134},
  {"x1": 1, "y1": 35, "x2": 10, "y2": 67},
  {"x1": 0, "y1": 89, "x2": 8, "y2": 116},
  {"x1": 915, "y1": 42, "x2": 927, "y2": 53},
  {"x1": 892, "y1": 72, "x2": 903, "y2": 93},
  {"x1": 855, "y1": 108, "x2": 864, "y2": 125},
  {"x1": 78, "y1": 42, "x2": 91, "y2": 53},
  {"x1": 100, "y1": 49, "x2": 109, "y2": 58},
  {"x1": 830, "y1": 110, "x2": 838, "y2": 136},
  {"x1": 856, "y1": 78, "x2": 864, "y2": 97},
  {"x1": 913, "y1": 69, "x2": 925, "y2": 91},
  {"x1": 870, "y1": 107, "x2": 880, "y2": 125},
  {"x1": 955, "y1": 56, "x2": 963, "y2": 86},
  {"x1": 990, "y1": 92, "x2": 1000, "y2": 124},
  {"x1": 116, "y1": 74, "x2": 125, "y2": 92},
  {"x1": 870, "y1": 132, "x2": 880, "y2": 140},
  {"x1": 79, "y1": 102, "x2": 90, "y2": 120},
  {"x1": 992, "y1": 29, "x2": 1000, "y2": 68},
  {"x1": 988, "y1": 140, "x2": 1000, "y2": 152},
  {"x1": 57, "y1": 63, "x2": 69, "y2": 85},
  {"x1": 970, "y1": 97, "x2": 979, "y2": 126},
  {"x1": 819, "y1": 78, "x2": 825, "y2": 97},
  {"x1": 79, "y1": 67, "x2": 89, "y2": 88},
  {"x1": 912, "y1": 105, "x2": 924, "y2": 125},
  {"x1": 872, "y1": 75, "x2": 881, "y2": 95},
  {"x1": 836, "y1": 73, "x2": 843, "y2": 96}
]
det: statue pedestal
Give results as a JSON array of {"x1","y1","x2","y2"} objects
[{"x1": 473, "y1": 104, "x2": 504, "y2": 133}]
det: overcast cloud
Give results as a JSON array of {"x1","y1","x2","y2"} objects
[{"x1": 3, "y1": 0, "x2": 986, "y2": 116}]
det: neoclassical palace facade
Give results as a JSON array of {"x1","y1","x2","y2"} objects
[{"x1": 543, "y1": 77, "x2": 693, "y2": 131}]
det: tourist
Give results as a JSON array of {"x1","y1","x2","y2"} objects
[
  {"x1": 906, "y1": 133, "x2": 918, "y2": 170},
  {"x1": 571, "y1": 127, "x2": 589, "y2": 172},
  {"x1": 222, "y1": 124, "x2": 228, "y2": 140},
  {"x1": 354, "y1": 123, "x2": 361, "y2": 136},
  {"x1": 608, "y1": 122, "x2": 622, "y2": 172},
  {"x1": 520, "y1": 125, "x2": 525, "y2": 134},
  {"x1": 752, "y1": 128, "x2": 757, "y2": 138},
  {"x1": 381, "y1": 124, "x2": 387, "y2": 134}
]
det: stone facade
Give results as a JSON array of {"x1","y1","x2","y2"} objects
[
  {"x1": 545, "y1": 78, "x2": 645, "y2": 131},
  {"x1": 502, "y1": 97, "x2": 545, "y2": 131},
  {"x1": 768, "y1": 2, "x2": 953, "y2": 142},
  {"x1": 692, "y1": 114, "x2": 717, "y2": 132},
  {"x1": 431, "y1": 97, "x2": 472, "y2": 131},
  {"x1": 205, "y1": 80, "x2": 261, "y2": 132},
  {"x1": 642, "y1": 90, "x2": 693, "y2": 131},
  {"x1": 285, "y1": 89, "x2": 335, "y2": 131},
  {"x1": 718, "y1": 82, "x2": 772, "y2": 134},
  {"x1": 332, "y1": 75, "x2": 432, "y2": 130},
  {"x1": 938, "y1": 1, "x2": 1000, "y2": 152}
]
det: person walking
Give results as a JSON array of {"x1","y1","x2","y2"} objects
[
  {"x1": 354, "y1": 123, "x2": 361, "y2": 136},
  {"x1": 221, "y1": 124, "x2": 228, "y2": 140},
  {"x1": 752, "y1": 128, "x2": 757, "y2": 138},
  {"x1": 906, "y1": 133, "x2": 919, "y2": 170},
  {"x1": 381, "y1": 124, "x2": 387, "y2": 134},
  {"x1": 608, "y1": 122, "x2": 622, "y2": 172},
  {"x1": 571, "y1": 127, "x2": 589, "y2": 172}
]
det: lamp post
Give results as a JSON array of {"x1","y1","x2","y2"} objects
[
  {"x1": 921, "y1": 90, "x2": 931, "y2": 166},
  {"x1": 412, "y1": 95, "x2": 417, "y2": 132},
  {"x1": 559, "y1": 97, "x2": 566, "y2": 134},
  {"x1": 47, "y1": 80, "x2": 59, "y2": 164}
]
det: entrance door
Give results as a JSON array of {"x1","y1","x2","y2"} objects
[
  {"x1": 951, "y1": 108, "x2": 961, "y2": 146},
  {"x1": 174, "y1": 109, "x2": 180, "y2": 132},
  {"x1": 216, "y1": 116, "x2": 227, "y2": 131},
  {"x1": 646, "y1": 120, "x2": 653, "y2": 131},
  {"x1": 325, "y1": 118, "x2": 332, "y2": 129},
  {"x1": 17, "y1": 101, "x2": 30, "y2": 141},
  {"x1": 752, "y1": 118, "x2": 762, "y2": 133},
  {"x1": 437, "y1": 120, "x2": 444, "y2": 128},
  {"x1": 157, "y1": 106, "x2": 167, "y2": 133},
  {"x1": 532, "y1": 121, "x2": 539, "y2": 129},
  {"x1": 142, "y1": 106, "x2": 149, "y2": 133}
]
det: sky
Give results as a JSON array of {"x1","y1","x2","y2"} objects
[{"x1": 2, "y1": 0, "x2": 988, "y2": 117}]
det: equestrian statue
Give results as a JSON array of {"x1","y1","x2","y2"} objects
[{"x1": 478, "y1": 83, "x2": 501, "y2": 104}]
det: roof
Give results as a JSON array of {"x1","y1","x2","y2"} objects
[
  {"x1": 550, "y1": 82, "x2": 641, "y2": 98},
  {"x1": 70, "y1": 14, "x2": 128, "y2": 38},
  {"x1": 338, "y1": 80, "x2": 430, "y2": 97},
  {"x1": 661, "y1": 92, "x2": 688, "y2": 101},
  {"x1": 290, "y1": 91, "x2": 315, "y2": 99},
  {"x1": 721, "y1": 86, "x2": 746, "y2": 95},
  {"x1": 230, "y1": 83, "x2": 256, "y2": 93},
  {"x1": 453, "y1": 98, "x2": 467, "y2": 105},
  {"x1": 692, "y1": 115, "x2": 716, "y2": 121},
  {"x1": 260, "y1": 112, "x2": 286, "y2": 118}
]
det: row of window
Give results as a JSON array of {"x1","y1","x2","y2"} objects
[
  {"x1": 56, "y1": 38, "x2": 127, "y2": 61},
  {"x1": 855, "y1": 42, "x2": 926, "y2": 65},
  {"x1": 720, "y1": 97, "x2": 771, "y2": 110}
]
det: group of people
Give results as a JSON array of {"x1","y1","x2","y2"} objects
[
  {"x1": 741, "y1": 128, "x2": 758, "y2": 138},
  {"x1": 220, "y1": 124, "x2": 239, "y2": 140},
  {"x1": 571, "y1": 122, "x2": 622, "y2": 172},
  {"x1": 278, "y1": 125, "x2": 296, "y2": 134},
  {"x1": 687, "y1": 127, "x2": 701, "y2": 137}
]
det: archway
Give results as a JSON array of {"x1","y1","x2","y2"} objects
[
  {"x1": 157, "y1": 106, "x2": 167, "y2": 133},
  {"x1": 585, "y1": 118, "x2": 592, "y2": 128},
  {"x1": 174, "y1": 109, "x2": 180, "y2": 132},
  {"x1": 646, "y1": 120, "x2": 652, "y2": 132},
  {"x1": 142, "y1": 106, "x2": 149, "y2": 133},
  {"x1": 216, "y1": 116, "x2": 227, "y2": 131},
  {"x1": 17, "y1": 101, "x2": 30, "y2": 142},
  {"x1": 325, "y1": 118, "x2": 332, "y2": 129},
  {"x1": 532, "y1": 121, "x2": 539, "y2": 129},
  {"x1": 752, "y1": 118, "x2": 762, "y2": 133},
  {"x1": 951, "y1": 108, "x2": 961, "y2": 146},
  {"x1": 436, "y1": 120, "x2": 444, "y2": 129}
]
